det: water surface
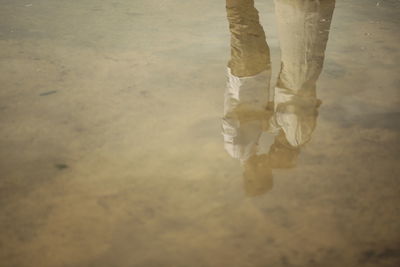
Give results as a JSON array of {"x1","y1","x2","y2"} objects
[{"x1": 1, "y1": 0, "x2": 399, "y2": 266}]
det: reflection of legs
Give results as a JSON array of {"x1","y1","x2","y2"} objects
[
  {"x1": 273, "y1": 0, "x2": 335, "y2": 146},
  {"x1": 223, "y1": 0, "x2": 273, "y2": 161},
  {"x1": 226, "y1": 0, "x2": 271, "y2": 77}
]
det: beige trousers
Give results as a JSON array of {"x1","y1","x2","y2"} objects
[{"x1": 223, "y1": 0, "x2": 335, "y2": 161}]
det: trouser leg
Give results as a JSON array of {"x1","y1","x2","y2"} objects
[
  {"x1": 272, "y1": 0, "x2": 335, "y2": 146},
  {"x1": 223, "y1": 0, "x2": 273, "y2": 160},
  {"x1": 226, "y1": 0, "x2": 271, "y2": 77}
]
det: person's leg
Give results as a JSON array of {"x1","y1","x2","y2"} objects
[
  {"x1": 223, "y1": 0, "x2": 273, "y2": 161},
  {"x1": 274, "y1": 0, "x2": 335, "y2": 94},
  {"x1": 272, "y1": 0, "x2": 335, "y2": 147},
  {"x1": 226, "y1": 0, "x2": 271, "y2": 77}
]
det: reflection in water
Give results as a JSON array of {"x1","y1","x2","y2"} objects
[
  {"x1": 222, "y1": 0, "x2": 335, "y2": 196},
  {"x1": 1, "y1": 1, "x2": 399, "y2": 266}
]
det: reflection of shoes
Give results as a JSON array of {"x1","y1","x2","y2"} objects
[
  {"x1": 243, "y1": 154, "x2": 273, "y2": 196},
  {"x1": 269, "y1": 133, "x2": 300, "y2": 169}
]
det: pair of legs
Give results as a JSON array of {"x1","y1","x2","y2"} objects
[
  {"x1": 226, "y1": 0, "x2": 335, "y2": 83},
  {"x1": 223, "y1": 0, "x2": 335, "y2": 153},
  {"x1": 223, "y1": 0, "x2": 335, "y2": 195}
]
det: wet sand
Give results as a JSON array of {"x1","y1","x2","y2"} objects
[{"x1": 0, "y1": 0, "x2": 399, "y2": 266}]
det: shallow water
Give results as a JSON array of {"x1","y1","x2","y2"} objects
[{"x1": 0, "y1": 0, "x2": 399, "y2": 266}]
